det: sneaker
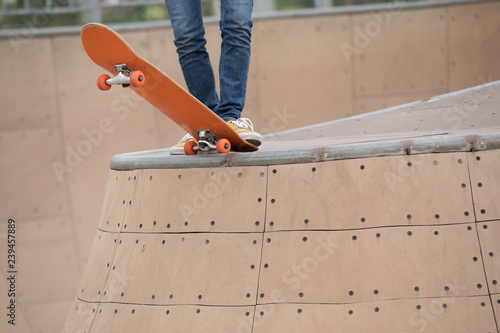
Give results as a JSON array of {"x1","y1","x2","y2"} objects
[
  {"x1": 169, "y1": 133, "x2": 198, "y2": 155},
  {"x1": 227, "y1": 118, "x2": 263, "y2": 146}
]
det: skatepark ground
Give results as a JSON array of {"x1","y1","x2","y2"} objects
[{"x1": 63, "y1": 81, "x2": 500, "y2": 332}]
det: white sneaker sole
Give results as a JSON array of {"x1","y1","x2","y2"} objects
[
  {"x1": 170, "y1": 132, "x2": 262, "y2": 155},
  {"x1": 169, "y1": 146, "x2": 185, "y2": 155},
  {"x1": 240, "y1": 132, "x2": 263, "y2": 146}
]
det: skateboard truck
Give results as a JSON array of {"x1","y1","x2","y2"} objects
[
  {"x1": 184, "y1": 129, "x2": 231, "y2": 155},
  {"x1": 97, "y1": 64, "x2": 145, "y2": 90}
]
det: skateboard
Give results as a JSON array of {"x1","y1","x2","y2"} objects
[{"x1": 81, "y1": 23, "x2": 258, "y2": 155}]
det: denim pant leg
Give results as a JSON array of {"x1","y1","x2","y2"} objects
[
  {"x1": 216, "y1": 0, "x2": 254, "y2": 121},
  {"x1": 164, "y1": 0, "x2": 219, "y2": 112}
]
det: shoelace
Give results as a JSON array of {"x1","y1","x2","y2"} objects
[
  {"x1": 178, "y1": 118, "x2": 253, "y2": 144},
  {"x1": 232, "y1": 118, "x2": 254, "y2": 131},
  {"x1": 178, "y1": 133, "x2": 194, "y2": 144}
]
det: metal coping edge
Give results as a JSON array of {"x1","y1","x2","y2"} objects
[{"x1": 110, "y1": 132, "x2": 500, "y2": 171}]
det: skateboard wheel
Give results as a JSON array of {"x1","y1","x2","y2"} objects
[
  {"x1": 184, "y1": 140, "x2": 198, "y2": 155},
  {"x1": 130, "y1": 71, "x2": 145, "y2": 87},
  {"x1": 97, "y1": 74, "x2": 111, "y2": 91},
  {"x1": 216, "y1": 139, "x2": 231, "y2": 154}
]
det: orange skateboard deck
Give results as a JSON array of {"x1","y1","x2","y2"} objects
[{"x1": 81, "y1": 23, "x2": 258, "y2": 154}]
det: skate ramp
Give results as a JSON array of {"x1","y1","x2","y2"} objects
[{"x1": 63, "y1": 82, "x2": 500, "y2": 332}]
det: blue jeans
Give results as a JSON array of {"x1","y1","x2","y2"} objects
[{"x1": 164, "y1": 0, "x2": 253, "y2": 121}]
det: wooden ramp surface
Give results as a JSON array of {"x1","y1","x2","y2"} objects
[{"x1": 63, "y1": 83, "x2": 500, "y2": 332}]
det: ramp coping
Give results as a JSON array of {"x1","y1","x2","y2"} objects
[
  {"x1": 110, "y1": 133, "x2": 500, "y2": 170},
  {"x1": 111, "y1": 81, "x2": 500, "y2": 170}
]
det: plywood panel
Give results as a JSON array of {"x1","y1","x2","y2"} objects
[
  {"x1": 354, "y1": 90, "x2": 442, "y2": 116},
  {"x1": 53, "y1": 32, "x2": 157, "y2": 145},
  {"x1": 257, "y1": 224, "x2": 486, "y2": 304},
  {"x1": 352, "y1": 7, "x2": 447, "y2": 96},
  {"x1": 98, "y1": 170, "x2": 138, "y2": 232},
  {"x1": 124, "y1": 167, "x2": 267, "y2": 233},
  {"x1": 468, "y1": 150, "x2": 500, "y2": 221},
  {"x1": 15, "y1": 216, "x2": 79, "y2": 302},
  {"x1": 256, "y1": 15, "x2": 352, "y2": 131},
  {"x1": 78, "y1": 230, "x2": 120, "y2": 302},
  {"x1": 351, "y1": 5, "x2": 447, "y2": 95},
  {"x1": 100, "y1": 232, "x2": 262, "y2": 306},
  {"x1": 409, "y1": 83, "x2": 500, "y2": 111},
  {"x1": 0, "y1": 38, "x2": 58, "y2": 130},
  {"x1": 0, "y1": 129, "x2": 69, "y2": 219},
  {"x1": 22, "y1": 299, "x2": 75, "y2": 333},
  {"x1": 267, "y1": 153, "x2": 474, "y2": 231},
  {"x1": 449, "y1": 1, "x2": 500, "y2": 91},
  {"x1": 261, "y1": 81, "x2": 500, "y2": 144},
  {"x1": 253, "y1": 296, "x2": 496, "y2": 333},
  {"x1": 477, "y1": 221, "x2": 500, "y2": 294},
  {"x1": 62, "y1": 299, "x2": 98, "y2": 333},
  {"x1": 90, "y1": 303, "x2": 254, "y2": 333},
  {"x1": 493, "y1": 293, "x2": 500, "y2": 330}
]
